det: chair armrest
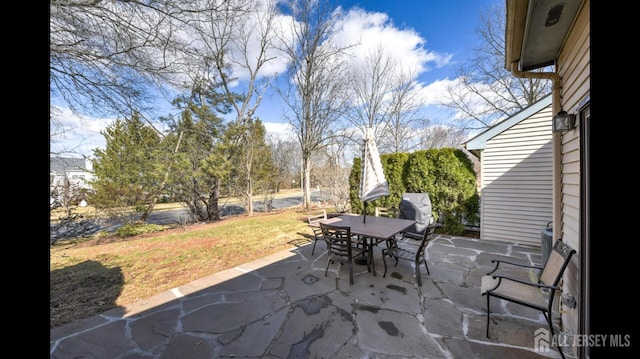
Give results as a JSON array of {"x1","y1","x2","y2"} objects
[
  {"x1": 395, "y1": 239, "x2": 420, "y2": 249},
  {"x1": 490, "y1": 274, "x2": 561, "y2": 291},
  {"x1": 399, "y1": 232, "x2": 422, "y2": 240},
  {"x1": 487, "y1": 259, "x2": 542, "y2": 275}
]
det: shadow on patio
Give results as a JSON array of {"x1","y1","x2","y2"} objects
[{"x1": 50, "y1": 234, "x2": 565, "y2": 358}]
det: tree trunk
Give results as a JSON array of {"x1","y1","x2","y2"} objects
[
  {"x1": 141, "y1": 131, "x2": 182, "y2": 222},
  {"x1": 208, "y1": 177, "x2": 222, "y2": 221},
  {"x1": 246, "y1": 175, "x2": 254, "y2": 216},
  {"x1": 303, "y1": 156, "x2": 311, "y2": 209}
]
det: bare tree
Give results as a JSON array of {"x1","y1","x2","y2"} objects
[
  {"x1": 49, "y1": 0, "x2": 229, "y2": 165},
  {"x1": 275, "y1": 0, "x2": 352, "y2": 209},
  {"x1": 418, "y1": 123, "x2": 468, "y2": 149},
  {"x1": 314, "y1": 137, "x2": 352, "y2": 213},
  {"x1": 378, "y1": 67, "x2": 424, "y2": 154},
  {"x1": 345, "y1": 45, "x2": 425, "y2": 155},
  {"x1": 345, "y1": 45, "x2": 395, "y2": 134},
  {"x1": 50, "y1": 0, "x2": 202, "y2": 118},
  {"x1": 437, "y1": 3, "x2": 552, "y2": 130},
  {"x1": 186, "y1": 0, "x2": 281, "y2": 215},
  {"x1": 267, "y1": 135, "x2": 300, "y2": 192}
]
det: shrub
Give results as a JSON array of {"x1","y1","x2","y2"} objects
[
  {"x1": 349, "y1": 147, "x2": 479, "y2": 235},
  {"x1": 116, "y1": 223, "x2": 166, "y2": 238}
]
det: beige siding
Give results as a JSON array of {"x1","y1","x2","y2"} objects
[
  {"x1": 556, "y1": 0, "x2": 590, "y2": 340},
  {"x1": 479, "y1": 105, "x2": 553, "y2": 245}
]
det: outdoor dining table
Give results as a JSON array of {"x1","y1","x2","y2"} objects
[{"x1": 314, "y1": 213, "x2": 416, "y2": 276}]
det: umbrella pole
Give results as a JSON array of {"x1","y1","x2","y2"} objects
[
  {"x1": 362, "y1": 135, "x2": 367, "y2": 224},
  {"x1": 363, "y1": 201, "x2": 366, "y2": 223}
]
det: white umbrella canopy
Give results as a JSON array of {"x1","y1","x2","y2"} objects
[{"x1": 359, "y1": 127, "x2": 389, "y2": 220}]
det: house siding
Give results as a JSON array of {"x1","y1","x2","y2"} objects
[
  {"x1": 479, "y1": 105, "x2": 553, "y2": 245},
  {"x1": 50, "y1": 157, "x2": 95, "y2": 205},
  {"x1": 556, "y1": 0, "x2": 590, "y2": 342}
]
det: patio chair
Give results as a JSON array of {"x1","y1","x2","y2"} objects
[
  {"x1": 320, "y1": 222, "x2": 369, "y2": 285},
  {"x1": 375, "y1": 206, "x2": 398, "y2": 218},
  {"x1": 481, "y1": 239, "x2": 576, "y2": 359},
  {"x1": 382, "y1": 223, "x2": 436, "y2": 286},
  {"x1": 307, "y1": 210, "x2": 327, "y2": 255},
  {"x1": 368, "y1": 207, "x2": 399, "y2": 248}
]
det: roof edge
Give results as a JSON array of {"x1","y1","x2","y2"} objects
[{"x1": 463, "y1": 94, "x2": 552, "y2": 151}]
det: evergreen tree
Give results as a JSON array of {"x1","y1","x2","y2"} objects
[
  {"x1": 227, "y1": 118, "x2": 276, "y2": 215},
  {"x1": 90, "y1": 113, "x2": 164, "y2": 223},
  {"x1": 163, "y1": 77, "x2": 238, "y2": 221}
]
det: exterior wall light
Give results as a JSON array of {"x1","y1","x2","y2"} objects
[{"x1": 552, "y1": 110, "x2": 576, "y2": 133}]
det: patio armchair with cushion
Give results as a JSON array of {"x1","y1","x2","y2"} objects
[{"x1": 481, "y1": 239, "x2": 576, "y2": 359}]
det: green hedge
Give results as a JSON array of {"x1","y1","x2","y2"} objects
[{"x1": 349, "y1": 148, "x2": 479, "y2": 235}]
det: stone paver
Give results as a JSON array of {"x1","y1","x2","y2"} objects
[{"x1": 50, "y1": 234, "x2": 568, "y2": 358}]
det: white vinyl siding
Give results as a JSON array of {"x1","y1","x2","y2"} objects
[
  {"x1": 556, "y1": 0, "x2": 590, "y2": 339},
  {"x1": 479, "y1": 105, "x2": 553, "y2": 245}
]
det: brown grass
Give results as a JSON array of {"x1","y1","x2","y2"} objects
[{"x1": 50, "y1": 208, "x2": 316, "y2": 329}]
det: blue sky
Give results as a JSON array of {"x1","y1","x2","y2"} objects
[
  {"x1": 335, "y1": 0, "x2": 498, "y2": 82},
  {"x1": 51, "y1": 0, "x2": 501, "y2": 158}
]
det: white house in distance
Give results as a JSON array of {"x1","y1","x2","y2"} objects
[
  {"x1": 50, "y1": 157, "x2": 95, "y2": 207},
  {"x1": 464, "y1": 94, "x2": 553, "y2": 247}
]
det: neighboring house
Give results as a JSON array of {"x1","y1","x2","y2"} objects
[
  {"x1": 50, "y1": 157, "x2": 95, "y2": 206},
  {"x1": 464, "y1": 94, "x2": 553, "y2": 246},
  {"x1": 505, "y1": 0, "x2": 590, "y2": 357}
]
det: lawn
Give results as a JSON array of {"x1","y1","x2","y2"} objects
[{"x1": 50, "y1": 207, "x2": 316, "y2": 329}]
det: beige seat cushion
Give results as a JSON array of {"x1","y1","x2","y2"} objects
[{"x1": 481, "y1": 275, "x2": 548, "y2": 309}]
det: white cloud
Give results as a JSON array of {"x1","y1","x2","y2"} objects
[
  {"x1": 50, "y1": 3, "x2": 482, "y2": 157},
  {"x1": 227, "y1": 5, "x2": 291, "y2": 83},
  {"x1": 417, "y1": 77, "x2": 508, "y2": 123},
  {"x1": 416, "y1": 77, "x2": 456, "y2": 106},
  {"x1": 332, "y1": 7, "x2": 453, "y2": 77},
  {"x1": 50, "y1": 105, "x2": 114, "y2": 158},
  {"x1": 263, "y1": 121, "x2": 296, "y2": 141}
]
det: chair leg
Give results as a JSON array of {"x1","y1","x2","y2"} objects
[
  {"x1": 544, "y1": 312, "x2": 566, "y2": 359},
  {"x1": 486, "y1": 295, "x2": 491, "y2": 338},
  {"x1": 415, "y1": 260, "x2": 422, "y2": 287},
  {"x1": 312, "y1": 238, "x2": 317, "y2": 255},
  {"x1": 348, "y1": 261, "x2": 354, "y2": 285},
  {"x1": 555, "y1": 337, "x2": 566, "y2": 359},
  {"x1": 544, "y1": 312, "x2": 555, "y2": 337},
  {"x1": 382, "y1": 250, "x2": 389, "y2": 278},
  {"x1": 423, "y1": 255, "x2": 430, "y2": 275},
  {"x1": 367, "y1": 241, "x2": 375, "y2": 275},
  {"x1": 325, "y1": 258, "x2": 331, "y2": 277}
]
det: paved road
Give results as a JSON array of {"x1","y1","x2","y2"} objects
[{"x1": 50, "y1": 190, "x2": 327, "y2": 242}]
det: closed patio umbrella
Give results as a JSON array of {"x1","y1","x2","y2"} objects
[{"x1": 359, "y1": 126, "x2": 389, "y2": 222}]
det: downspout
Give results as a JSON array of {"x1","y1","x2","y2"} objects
[{"x1": 509, "y1": 61, "x2": 562, "y2": 243}]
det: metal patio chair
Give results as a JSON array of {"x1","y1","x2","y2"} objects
[
  {"x1": 367, "y1": 207, "x2": 399, "y2": 248},
  {"x1": 307, "y1": 210, "x2": 327, "y2": 255},
  {"x1": 481, "y1": 239, "x2": 576, "y2": 359},
  {"x1": 382, "y1": 223, "x2": 436, "y2": 286},
  {"x1": 320, "y1": 222, "x2": 369, "y2": 285},
  {"x1": 375, "y1": 206, "x2": 398, "y2": 218}
]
